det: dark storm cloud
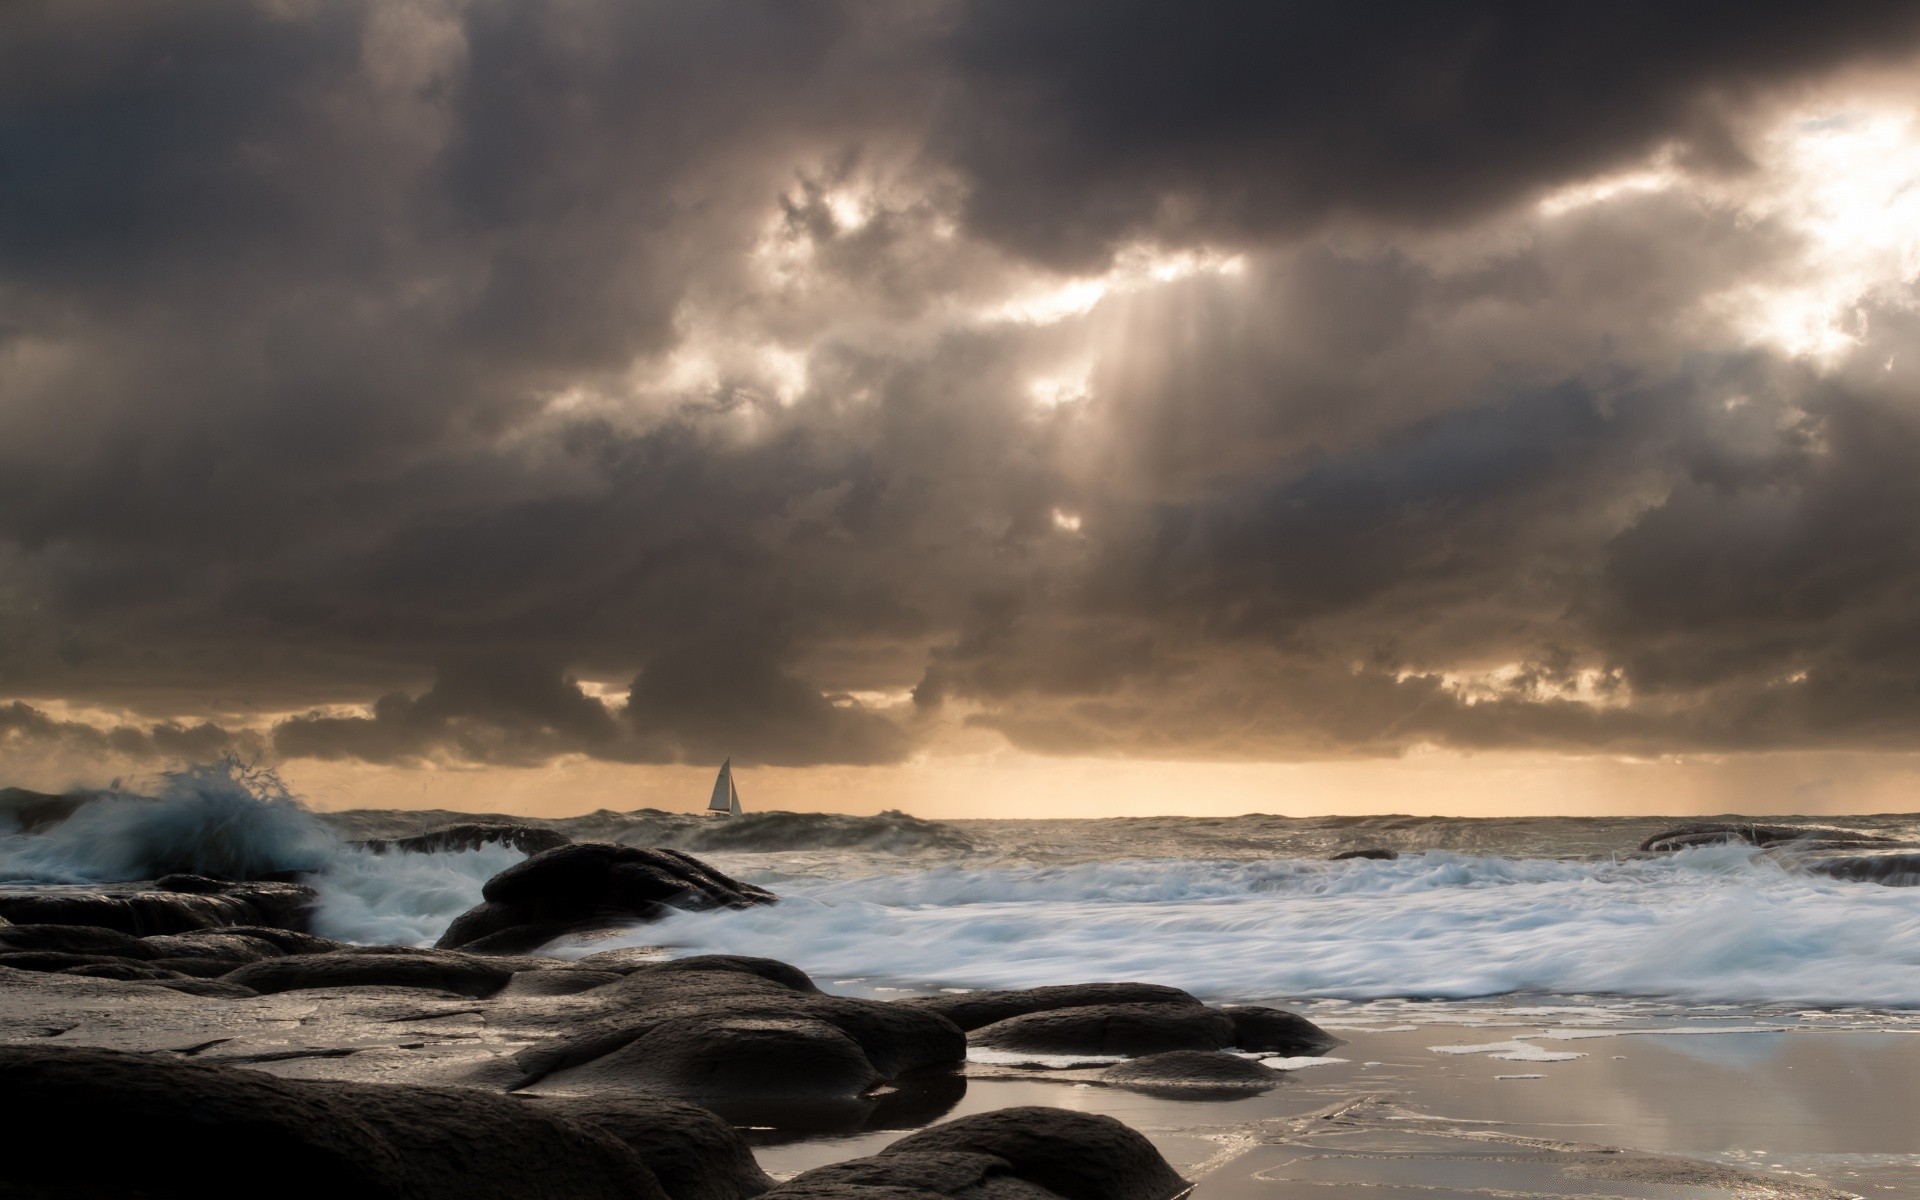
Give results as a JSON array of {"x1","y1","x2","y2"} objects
[
  {"x1": 939, "y1": 0, "x2": 1920, "y2": 266},
  {"x1": 3, "y1": 0, "x2": 1920, "y2": 774}
]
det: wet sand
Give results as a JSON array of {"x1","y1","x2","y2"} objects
[{"x1": 758, "y1": 998, "x2": 1920, "y2": 1198}]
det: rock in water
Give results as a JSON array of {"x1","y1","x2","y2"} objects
[
  {"x1": 898, "y1": 982, "x2": 1200, "y2": 1032},
  {"x1": 1798, "y1": 852, "x2": 1920, "y2": 886},
  {"x1": 1223, "y1": 1005, "x2": 1343, "y2": 1055},
  {"x1": 353, "y1": 820, "x2": 571, "y2": 856},
  {"x1": 0, "y1": 786, "x2": 90, "y2": 834},
  {"x1": 1637, "y1": 823, "x2": 1895, "y2": 853},
  {"x1": 1330, "y1": 848, "x2": 1398, "y2": 860},
  {"x1": 436, "y1": 843, "x2": 777, "y2": 953},
  {"x1": 1101, "y1": 1050, "x2": 1286, "y2": 1096},
  {"x1": 971, "y1": 1003, "x2": 1238, "y2": 1056}
]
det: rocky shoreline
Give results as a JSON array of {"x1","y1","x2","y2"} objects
[{"x1": 0, "y1": 839, "x2": 1346, "y2": 1199}]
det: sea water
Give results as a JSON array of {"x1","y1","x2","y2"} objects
[{"x1": 7, "y1": 772, "x2": 1920, "y2": 1012}]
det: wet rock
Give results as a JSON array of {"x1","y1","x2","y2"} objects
[
  {"x1": 1100, "y1": 1050, "x2": 1285, "y2": 1095},
  {"x1": 768, "y1": 1150, "x2": 1053, "y2": 1200},
  {"x1": 1222, "y1": 1005, "x2": 1340, "y2": 1055},
  {"x1": 60, "y1": 960, "x2": 193, "y2": 982},
  {"x1": 1799, "y1": 852, "x2": 1920, "y2": 886},
  {"x1": 638, "y1": 954, "x2": 820, "y2": 993},
  {"x1": 537, "y1": 1095, "x2": 775, "y2": 1200},
  {"x1": 1330, "y1": 848, "x2": 1398, "y2": 860},
  {"x1": 436, "y1": 843, "x2": 777, "y2": 953},
  {"x1": 899, "y1": 983, "x2": 1199, "y2": 1032},
  {"x1": 0, "y1": 1044, "x2": 666, "y2": 1200},
  {"x1": 138, "y1": 931, "x2": 284, "y2": 966},
  {"x1": 0, "y1": 880, "x2": 316, "y2": 935},
  {"x1": 224, "y1": 948, "x2": 518, "y2": 997},
  {"x1": 881, "y1": 1107, "x2": 1188, "y2": 1200},
  {"x1": 0, "y1": 951, "x2": 145, "y2": 973},
  {"x1": 510, "y1": 961, "x2": 965, "y2": 1108},
  {"x1": 171, "y1": 924, "x2": 345, "y2": 955},
  {"x1": 1637, "y1": 823, "x2": 1896, "y2": 853},
  {"x1": 153, "y1": 872, "x2": 236, "y2": 893},
  {"x1": 0, "y1": 786, "x2": 89, "y2": 833},
  {"x1": 546, "y1": 1014, "x2": 884, "y2": 1100},
  {"x1": 499, "y1": 967, "x2": 626, "y2": 996},
  {"x1": 0, "y1": 923, "x2": 155, "y2": 958},
  {"x1": 972, "y1": 1003, "x2": 1236, "y2": 1057},
  {"x1": 136, "y1": 976, "x2": 259, "y2": 998},
  {"x1": 354, "y1": 819, "x2": 572, "y2": 857}
]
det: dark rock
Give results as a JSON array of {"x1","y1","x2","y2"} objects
[
  {"x1": 639, "y1": 954, "x2": 820, "y2": 993},
  {"x1": 574, "y1": 946, "x2": 674, "y2": 972},
  {"x1": 355, "y1": 820, "x2": 572, "y2": 857},
  {"x1": 224, "y1": 948, "x2": 517, "y2": 997},
  {"x1": 511, "y1": 963, "x2": 964, "y2": 1106},
  {"x1": 0, "y1": 1044, "x2": 666, "y2": 1199},
  {"x1": 0, "y1": 951, "x2": 142, "y2": 973},
  {"x1": 1330, "y1": 848, "x2": 1398, "y2": 861},
  {"x1": 545, "y1": 1015, "x2": 883, "y2": 1100},
  {"x1": 0, "y1": 923, "x2": 155, "y2": 958},
  {"x1": 148, "y1": 956, "x2": 253, "y2": 978},
  {"x1": 0, "y1": 880, "x2": 316, "y2": 935},
  {"x1": 154, "y1": 873, "x2": 234, "y2": 893},
  {"x1": 436, "y1": 843, "x2": 777, "y2": 952},
  {"x1": 899, "y1": 984, "x2": 1199, "y2": 1032},
  {"x1": 1222, "y1": 1006, "x2": 1340, "y2": 1055},
  {"x1": 60, "y1": 960, "x2": 192, "y2": 981},
  {"x1": 1638, "y1": 823, "x2": 1896, "y2": 853},
  {"x1": 1100, "y1": 1050, "x2": 1284, "y2": 1095},
  {"x1": 499, "y1": 967, "x2": 626, "y2": 996},
  {"x1": 770, "y1": 1150, "x2": 1050, "y2": 1200},
  {"x1": 1800, "y1": 852, "x2": 1920, "y2": 886},
  {"x1": 881, "y1": 1107, "x2": 1188, "y2": 1200},
  {"x1": 536, "y1": 1095, "x2": 775, "y2": 1200},
  {"x1": 0, "y1": 786, "x2": 90, "y2": 833},
  {"x1": 135, "y1": 976, "x2": 259, "y2": 998},
  {"x1": 173, "y1": 925, "x2": 345, "y2": 955},
  {"x1": 138, "y1": 931, "x2": 284, "y2": 964},
  {"x1": 972, "y1": 1003, "x2": 1235, "y2": 1057}
]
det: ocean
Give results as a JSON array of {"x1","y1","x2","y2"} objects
[
  {"x1": 9, "y1": 772, "x2": 1920, "y2": 1195},
  {"x1": 8, "y1": 774, "x2": 1920, "y2": 1011}
]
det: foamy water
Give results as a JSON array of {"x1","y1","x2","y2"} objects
[
  {"x1": 596, "y1": 847, "x2": 1920, "y2": 1008},
  {"x1": 8, "y1": 768, "x2": 1920, "y2": 1010}
]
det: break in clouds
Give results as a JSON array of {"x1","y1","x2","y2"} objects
[{"x1": 5, "y1": 0, "x2": 1920, "y2": 773}]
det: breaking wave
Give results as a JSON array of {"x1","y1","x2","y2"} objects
[
  {"x1": 0, "y1": 762, "x2": 338, "y2": 883},
  {"x1": 609, "y1": 847, "x2": 1920, "y2": 1008}
]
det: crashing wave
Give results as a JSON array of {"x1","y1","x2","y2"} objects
[{"x1": 0, "y1": 761, "x2": 338, "y2": 883}]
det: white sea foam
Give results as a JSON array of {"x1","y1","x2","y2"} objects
[
  {"x1": 1259, "y1": 1055, "x2": 1350, "y2": 1069},
  {"x1": 608, "y1": 847, "x2": 1920, "y2": 1008},
  {"x1": 305, "y1": 843, "x2": 524, "y2": 946},
  {"x1": 1429, "y1": 1039, "x2": 1585, "y2": 1061},
  {"x1": 0, "y1": 763, "x2": 338, "y2": 883}
]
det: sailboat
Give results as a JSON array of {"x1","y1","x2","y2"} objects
[{"x1": 706, "y1": 757, "x2": 743, "y2": 817}]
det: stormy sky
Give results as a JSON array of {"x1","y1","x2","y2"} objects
[{"x1": 6, "y1": 1, "x2": 1920, "y2": 814}]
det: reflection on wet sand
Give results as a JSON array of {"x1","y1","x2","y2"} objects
[{"x1": 754, "y1": 1004, "x2": 1920, "y2": 1198}]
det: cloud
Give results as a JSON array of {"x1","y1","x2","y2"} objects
[{"x1": 2, "y1": 1, "x2": 1920, "y2": 774}]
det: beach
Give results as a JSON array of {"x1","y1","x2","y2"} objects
[{"x1": 5, "y1": 786, "x2": 1920, "y2": 1198}]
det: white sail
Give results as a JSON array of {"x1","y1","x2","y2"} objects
[{"x1": 707, "y1": 759, "x2": 734, "y2": 814}]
